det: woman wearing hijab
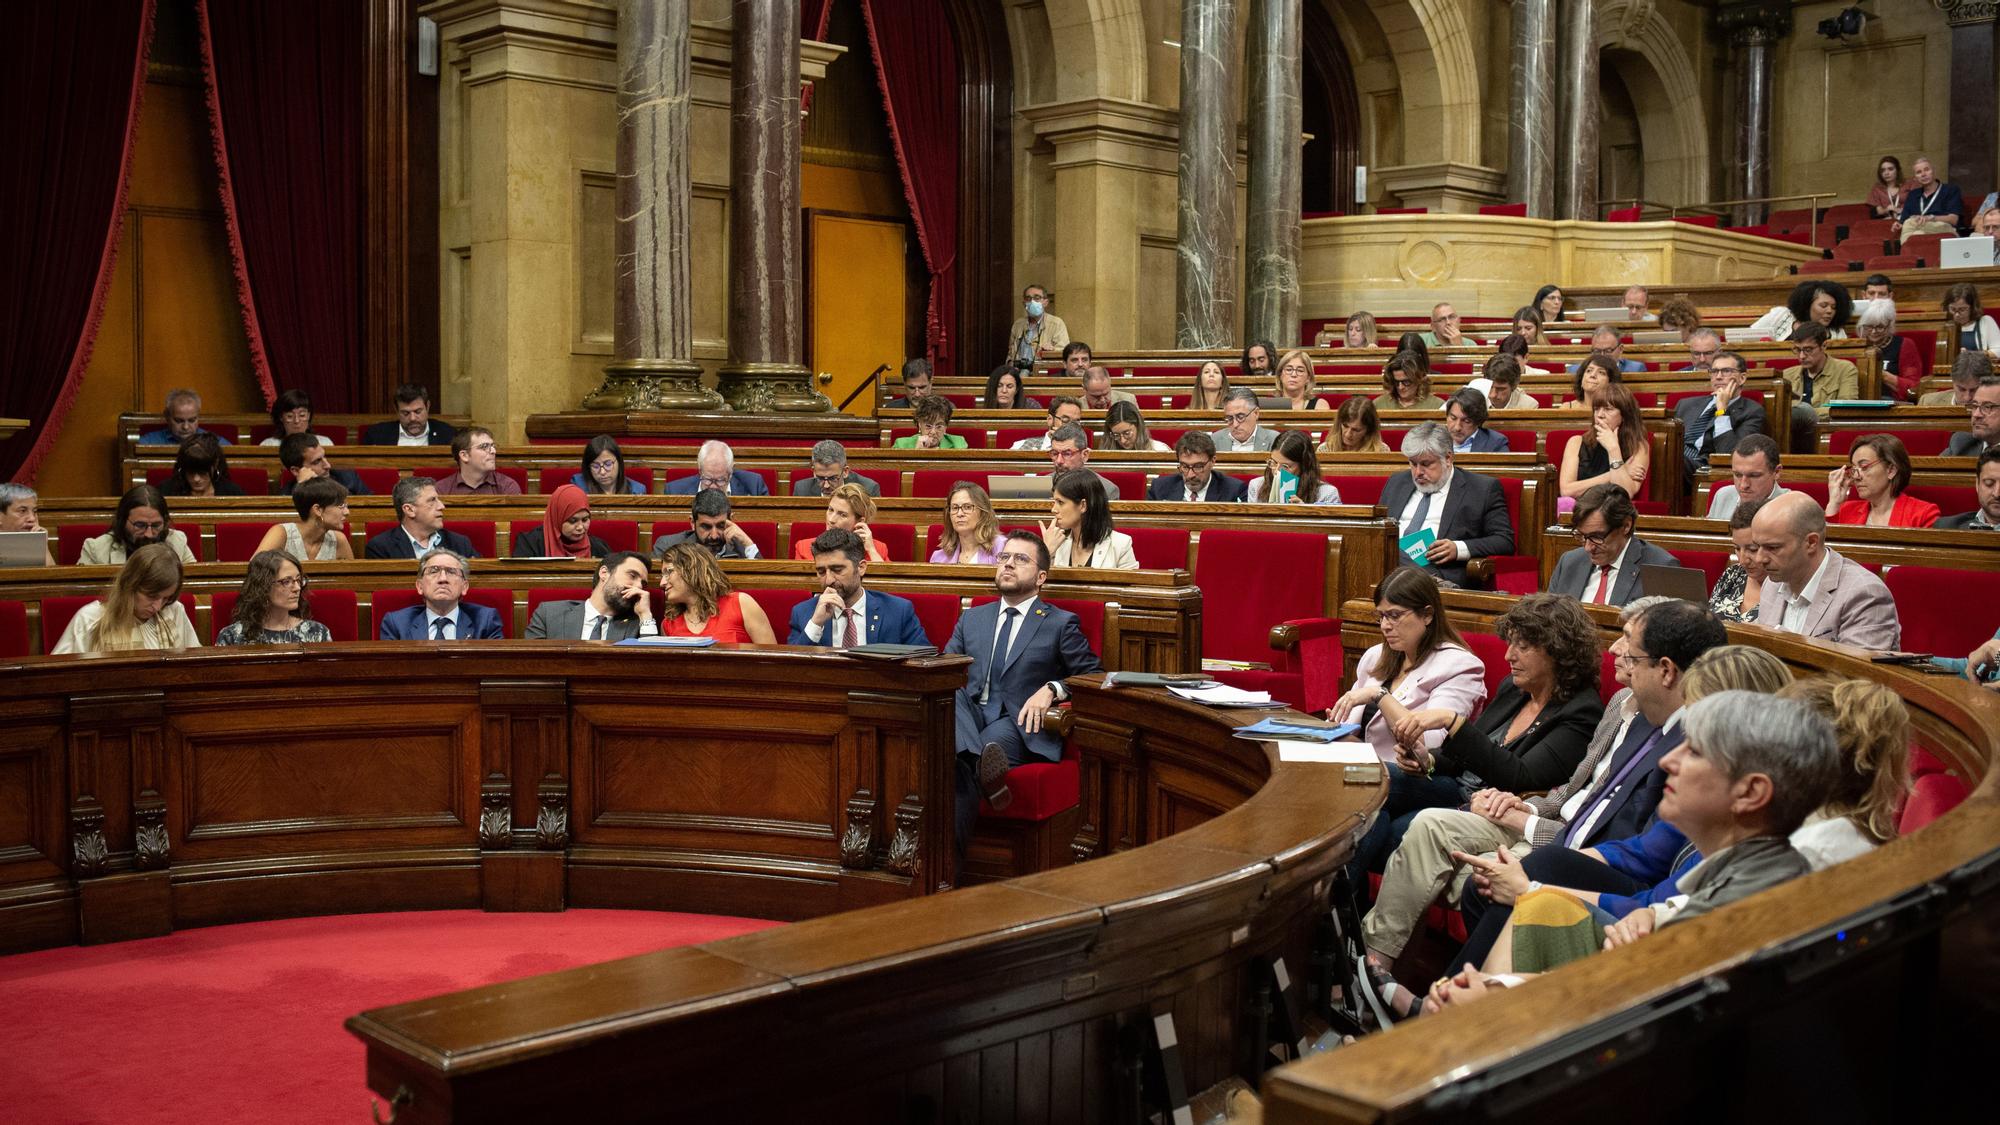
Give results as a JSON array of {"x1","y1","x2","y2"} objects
[{"x1": 510, "y1": 483, "x2": 610, "y2": 557}]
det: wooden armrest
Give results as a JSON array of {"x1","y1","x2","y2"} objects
[
  {"x1": 1045, "y1": 703, "x2": 1075, "y2": 738},
  {"x1": 1465, "y1": 558, "x2": 1495, "y2": 584}
]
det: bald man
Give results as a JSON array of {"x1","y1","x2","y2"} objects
[{"x1": 1750, "y1": 492, "x2": 1901, "y2": 650}]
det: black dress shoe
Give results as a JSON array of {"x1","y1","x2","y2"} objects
[{"x1": 979, "y1": 742, "x2": 1013, "y2": 811}]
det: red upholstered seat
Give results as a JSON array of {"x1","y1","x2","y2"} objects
[
  {"x1": 214, "y1": 522, "x2": 275, "y2": 562},
  {"x1": 57, "y1": 524, "x2": 107, "y2": 565},
  {"x1": 371, "y1": 587, "x2": 515, "y2": 638},
  {"x1": 1194, "y1": 529, "x2": 1338, "y2": 711},
  {"x1": 1672, "y1": 214, "x2": 1719, "y2": 228},
  {"x1": 0, "y1": 600, "x2": 27, "y2": 658},
  {"x1": 1899, "y1": 768, "x2": 1971, "y2": 834},
  {"x1": 1834, "y1": 237, "x2": 1887, "y2": 263},
  {"x1": 1883, "y1": 567, "x2": 2000, "y2": 658},
  {"x1": 212, "y1": 588, "x2": 360, "y2": 642},
  {"x1": 1326, "y1": 475, "x2": 1387, "y2": 507},
  {"x1": 1599, "y1": 650, "x2": 1621, "y2": 704},
  {"x1": 1864, "y1": 254, "x2": 1920, "y2": 272},
  {"x1": 785, "y1": 467, "x2": 901, "y2": 497},
  {"x1": 343, "y1": 468, "x2": 397, "y2": 496},
  {"x1": 1671, "y1": 550, "x2": 1731, "y2": 590},
  {"x1": 592, "y1": 519, "x2": 639, "y2": 553},
  {"x1": 913, "y1": 470, "x2": 990, "y2": 498},
  {"x1": 902, "y1": 591, "x2": 966, "y2": 648},
  {"x1": 981, "y1": 741, "x2": 1079, "y2": 821},
  {"x1": 1901, "y1": 484, "x2": 1971, "y2": 514},
  {"x1": 1605, "y1": 205, "x2": 1643, "y2": 223},
  {"x1": 1796, "y1": 260, "x2": 1849, "y2": 276},
  {"x1": 1478, "y1": 202, "x2": 1528, "y2": 217},
  {"x1": 1900, "y1": 233, "x2": 1944, "y2": 266},
  {"x1": 1377, "y1": 206, "x2": 1427, "y2": 215},
  {"x1": 994, "y1": 429, "x2": 1046, "y2": 449},
  {"x1": 1463, "y1": 632, "x2": 1509, "y2": 699},
  {"x1": 742, "y1": 588, "x2": 813, "y2": 631},
  {"x1": 1768, "y1": 208, "x2": 1812, "y2": 232},
  {"x1": 1096, "y1": 470, "x2": 1145, "y2": 499},
  {"x1": 442, "y1": 521, "x2": 496, "y2": 558},
  {"x1": 1125, "y1": 526, "x2": 1191, "y2": 570},
  {"x1": 1829, "y1": 429, "x2": 1956, "y2": 456},
  {"x1": 1822, "y1": 203, "x2": 1870, "y2": 229}
]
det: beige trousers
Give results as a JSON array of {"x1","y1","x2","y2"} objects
[
  {"x1": 1900, "y1": 217, "x2": 1958, "y2": 243},
  {"x1": 1360, "y1": 807, "x2": 1532, "y2": 958}
]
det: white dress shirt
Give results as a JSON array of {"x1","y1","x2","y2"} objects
[
  {"x1": 980, "y1": 593, "x2": 1047, "y2": 704},
  {"x1": 802, "y1": 590, "x2": 867, "y2": 645},
  {"x1": 1582, "y1": 538, "x2": 1634, "y2": 605},
  {"x1": 1396, "y1": 470, "x2": 1468, "y2": 561},
  {"x1": 426, "y1": 608, "x2": 462, "y2": 639},
  {"x1": 581, "y1": 600, "x2": 658, "y2": 639},
  {"x1": 1773, "y1": 549, "x2": 1837, "y2": 635},
  {"x1": 396, "y1": 429, "x2": 429, "y2": 446},
  {"x1": 1562, "y1": 705, "x2": 1684, "y2": 847}
]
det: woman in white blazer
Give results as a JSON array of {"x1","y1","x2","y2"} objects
[{"x1": 1043, "y1": 469, "x2": 1138, "y2": 569}]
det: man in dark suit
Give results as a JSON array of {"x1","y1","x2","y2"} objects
[
  {"x1": 662, "y1": 439, "x2": 770, "y2": 496},
  {"x1": 786, "y1": 529, "x2": 929, "y2": 647},
  {"x1": 364, "y1": 476, "x2": 479, "y2": 559},
  {"x1": 1378, "y1": 422, "x2": 1515, "y2": 587},
  {"x1": 793, "y1": 440, "x2": 881, "y2": 498},
  {"x1": 944, "y1": 530, "x2": 1101, "y2": 856},
  {"x1": 1673, "y1": 350, "x2": 1766, "y2": 484},
  {"x1": 525, "y1": 551, "x2": 656, "y2": 640},
  {"x1": 1443, "y1": 388, "x2": 1510, "y2": 453},
  {"x1": 360, "y1": 384, "x2": 457, "y2": 446},
  {"x1": 1145, "y1": 430, "x2": 1247, "y2": 502},
  {"x1": 649, "y1": 489, "x2": 762, "y2": 558},
  {"x1": 1943, "y1": 376, "x2": 2000, "y2": 457},
  {"x1": 275, "y1": 431, "x2": 370, "y2": 496},
  {"x1": 1547, "y1": 484, "x2": 1679, "y2": 606},
  {"x1": 377, "y1": 548, "x2": 505, "y2": 640},
  {"x1": 1937, "y1": 448, "x2": 2000, "y2": 530}
]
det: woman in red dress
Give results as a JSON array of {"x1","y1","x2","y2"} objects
[
  {"x1": 1825, "y1": 434, "x2": 1940, "y2": 528},
  {"x1": 656, "y1": 542, "x2": 777, "y2": 643}
]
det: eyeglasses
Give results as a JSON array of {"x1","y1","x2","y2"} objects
[
  {"x1": 1223, "y1": 411, "x2": 1255, "y2": 424},
  {"x1": 127, "y1": 520, "x2": 166, "y2": 532},
  {"x1": 1850, "y1": 459, "x2": 1880, "y2": 474},
  {"x1": 1572, "y1": 528, "x2": 1615, "y2": 547},
  {"x1": 274, "y1": 576, "x2": 308, "y2": 590},
  {"x1": 947, "y1": 502, "x2": 979, "y2": 514},
  {"x1": 813, "y1": 472, "x2": 846, "y2": 486},
  {"x1": 995, "y1": 551, "x2": 1038, "y2": 566},
  {"x1": 1971, "y1": 401, "x2": 2000, "y2": 416},
  {"x1": 1376, "y1": 608, "x2": 1415, "y2": 625},
  {"x1": 1710, "y1": 366, "x2": 1742, "y2": 378},
  {"x1": 420, "y1": 566, "x2": 466, "y2": 580}
]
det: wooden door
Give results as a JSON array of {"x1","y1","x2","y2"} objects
[{"x1": 808, "y1": 212, "x2": 907, "y2": 417}]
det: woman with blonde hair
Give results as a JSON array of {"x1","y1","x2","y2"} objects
[
  {"x1": 1275, "y1": 350, "x2": 1331, "y2": 411},
  {"x1": 656, "y1": 542, "x2": 777, "y2": 644},
  {"x1": 52, "y1": 543, "x2": 200, "y2": 653},
  {"x1": 1681, "y1": 643, "x2": 1793, "y2": 699},
  {"x1": 1323, "y1": 395, "x2": 1390, "y2": 454},
  {"x1": 930, "y1": 481, "x2": 1004, "y2": 564},
  {"x1": 1776, "y1": 677, "x2": 1910, "y2": 863},
  {"x1": 794, "y1": 482, "x2": 890, "y2": 561},
  {"x1": 1344, "y1": 311, "x2": 1378, "y2": 348}
]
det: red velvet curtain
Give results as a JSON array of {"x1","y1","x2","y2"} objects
[
  {"x1": 197, "y1": 0, "x2": 365, "y2": 410},
  {"x1": 859, "y1": 0, "x2": 960, "y2": 372},
  {"x1": 0, "y1": 0, "x2": 155, "y2": 483}
]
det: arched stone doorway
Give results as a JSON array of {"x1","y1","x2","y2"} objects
[{"x1": 1303, "y1": 0, "x2": 1363, "y2": 214}]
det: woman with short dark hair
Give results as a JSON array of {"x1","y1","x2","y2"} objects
[
  {"x1": 1042, "y1": 470, "x2": 1136, "y2": 569},
  {"x1": 255, "y1": 475, "x2": 354, "y2": 561},
  {"x1": 216, "y1": 550, "x2": 332, "y2": 645},
  {"x1": 574, "y1": 434, "x2": 647, "y2": 494},
  {"x1": 260, "y1": 388, "x2": 331, "y2": 447},
  {"x1": 1826, "y1": 433, "x2": 1939, "y2": 527},
  {"x1": 159, "y1": 433, "x2": 244, "y2": 497}
]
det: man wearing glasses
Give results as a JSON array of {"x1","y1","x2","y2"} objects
[
  {"x1": 1679, "y1": 327, "x2": 1721, "y2": 374},
  {"x1": 1673, "y1": 349, "x2": 1766, "y2": 484},
  {"x1": 1419, "y1": 302, "x2": 1463, "y2": 347},
  {"x1": 376, "y1": 548, "x2": 505, "y2": 640},
  {"x1": 793, "y1": 440, "x2": 881, "y2": 498},
  {"x1": 1780, "y1": 323, "x2": 1858, "y2": 453},
  {"x1": 1209, "y1": 386, "x2": 1277, "y2": 452},
  {"x1": 1146, "y1": 430, "x2": 1247, "y2": 502},
  {"x1": 662, "y1": 439, "x2": 770, "y2": 496},
  {"x1": 1943, "y1": 375, "x2": 2000, "y2": 456},
  {"x1": 1546, "y1": 483, "x2": 1676, "y2": 606},
  {"x1": 434, "y1": 427, "x2": 521, "y2": 495}
]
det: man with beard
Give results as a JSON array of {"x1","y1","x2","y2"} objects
[
  {"x1": 786, "y1": 529, "x2": 927, "y2": 647},
  {"x1": 1379, "y1": 422, "x2": 1515, "y2": 587},
  {"x1": 525, "y1": 551, "x2": 657, "y2": 640},
  {"x1": 648, "y1": 489, "x2": 762, "y2": 559},
  {"x1": 77, "y1": 484, "x2": 197, "y2": 565}
]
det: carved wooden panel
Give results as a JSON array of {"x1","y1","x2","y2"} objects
[{"x1": 0, "y1": 719, "x2": 67, "y2": 883}]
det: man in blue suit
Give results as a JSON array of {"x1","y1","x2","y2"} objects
[
  {"x1": 1443, "y1": 389, "x2": 1511, "y2": 454},
  {"x1": 661, "y1": 440, "x2": 770, "y2": 496},
  {"x1": 943, "y1": 530, "x2": 1102, "y2": 857},
  {"x1": 377, "y1": 548, "x2": 506, "y2": 640},
  {"x1": 787, "y1": 529, "x2": 929, "y2": 647}
]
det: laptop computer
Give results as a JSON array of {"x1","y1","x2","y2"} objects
[
  {"x1": 986, "y1": 474, "x2": 1052, "y2": 500},
  {"x1": 1628, "y1": 329, "x2": 1684, "y2": 345},
  {"x1": 1639, "y1": 563, "x2": 1710, "y2": 604},
  {"x1": 1579, "y1": 307, "x2": 1652, "y2": 323},
  {"x1": 0, "y1": 530, "x2": 50, "y2": 567},
  {"x1": 1938, "y1": 236, "x2": 1996, "y2": 270}
]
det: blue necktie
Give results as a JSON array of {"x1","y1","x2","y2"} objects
[{"x1": 431, "y1": 616, "x2": 449, "y2": 640}]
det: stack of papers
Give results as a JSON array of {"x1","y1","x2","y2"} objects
[
  {"x1": 1273, "y1": 742, "x2": 1381, "y2": 765},
  {"x1": 615, "y1": 635, "x2": 718, "y2": 647},
  {"x1": 1166, "y1": 683, "x2": 1283, "y2": 708},
  {"x1": 846, "y1": 644, "x2": 939, "y2": 660},
  {"x1": 1231, "y1": 717, "x2": 1362, "y2": 743}
]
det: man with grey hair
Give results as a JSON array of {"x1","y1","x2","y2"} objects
[
  {"x1": 1209, "y1": 386, "x2": 1277, "y2": 452},
  {"x1": 0, "y1": 482, "x2": 54, "y2": 565},
  {"x1": 1377, "y1": 421, "x2": 1514, "y2": 586},
  {"x1": 1045, "y1": 423, "x2": 1121, "y2": 500},
  {"x1": 139, "y1": 389, "x2": 232, "y2": 446},
  {"x1": 1751, "y1": 491, "x2": 1900, "y2": 649},
  {"x1": 1681, "y1": 326, "x2": 1722, "y2": 373},
  {"x1": 364, "y1": 477, "x2": 477, "y2": 559},
  {"x1": 663, "y1": 439, "x2": 769, "y2": 496},
  {"x1": 376, "y1": 548, "x2": 505, "y2": 640},
  {"x1": 1571, "y1": 324, "x2": 1643, "y2": 374},
  {"x1": 1920, "y1": 350, "x2": 1994, "y2": 407},
  {"x1": 1079, "y1": 365, "x2": 1135, "y2": 411},
  {"x1": 793, "y1": 440, "x2": 879, "y2": 498}
]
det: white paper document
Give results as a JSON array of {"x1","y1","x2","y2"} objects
[
  {"x1": 1273, "y1": 741, "x2": 1380, "y2": 765},
  {"x1": 1166, "y1": 683, "x2": 1278, "y2": 707}
]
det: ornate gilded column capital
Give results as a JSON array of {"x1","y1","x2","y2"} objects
[{"x1": 1934, "y1": 0, "x2": 1999, "y2": 26}]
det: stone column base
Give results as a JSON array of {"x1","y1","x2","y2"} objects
[
  {"x1": 715, "y1": 361, "x2": 832, "y2": 413},
  {"x1": 580, "y1": 359, "x2": 724, "y2": 411}
]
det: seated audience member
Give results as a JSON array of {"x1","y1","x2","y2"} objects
[
  {"x1": 1322, "y1": 395, "x2": 1391, "y2": 455},
  {"x1": 1869, "y1": 156, "x2": 1906, "y2": 220},
  {"x1": 0, "y1": 483, "x2": 54, "y2": 565},
  {"x1": 1705, "y1": 434, "x2": 1788, "y2": 520},
  {"x1": 362, "y1": 384, "x2": 456, "y2": 446},
  {"x1": 1211, "y1": 387, "x2": 1278, "y2": 452},
  {"x1": 1010, "y1": 396, "x2": 1085, "y2": 451},
  {"x1": 525, "y1": 551, "x2": 657, "y2": 640},
  {"x1": 1042, "y1": 470, "x2": 1137, "y2": 569},
  {"x1": 1509, "y1": 306, "x2": 1548, "y2": 347},
  {"x1": 1942, "y1": 282, "x2": 2000, "y2": 358},
  {"x1": 1945, "y1": 374, "x2": 2000, "y2": 456},
  {"x1": 1862, "y1": 272, "x2": 1894, "y2": 301},
  {"x1": 788, "y1": 528, "x2": 929, "y2": 647},
  {"x1": 1826, "y1": 434, "x2": 1940, "y2": 528},
  {"x1": 883, "y1": 357, "x2": 933, "y2": 409},
  {"x1": 260, "y1": 388, "x2": 332, "y2": 447},
  {"x1": 1894, "y1": 155, "x2": 1962, "y2": 242},
  {"x1": 1344, "y1": 310, "x2": 1378, "y2": 348},
  {"x1": 1622, "y1": 285, "x2": 1652, "y2": 320},
  {"x1": 932, "y1": 482, "x2": 1007, "y2": 563},
  {"x1": 1569, "y1": 325, "x2": 1644, "y2": 374},
  {"x1": 1751, "y1": 492, "x2": 1901, "y2": 649},
  {"x1": 1938, "y1": 448, "x2": 2000, "y2": 530},
  {"x1": 1708, "y1": 499, "x2": 1770, "y2": 623},
  {"x1": 1046, "y1": 423, "x2": 1123, "y2": 499},
  {"x1": 1467, "y1": 354, "x2": 1538, "y2": 411},
  {"x1": 435, "y1": 427, "x2": 522, "y2": 495},
  {"x1": 139, "y1": 389, "x2": 230, "y2": 446},
  {"x1": 1443, "y1": 387, "x2": 1509, "y2": 453},
  {"x1": 1749, "y1": 278, "x2": 1853, "y2": 342},
  {"x1": 364, "y1": 477, "x2": 477, "y2": 559},
  {"x1": 796, "y1": 440, "x2": 880, "y2": 498},
  {"x1": 892, "y1": 396, "x2": 967, "y2": 449},
  {"x1": 79, "y1": 485, "x2": 196, "y2": 566},
  {"x1": 983, "y1": 363, "x2": 1039, "y2": 411},
  {"x1": 1376, "y1": 352, "x2": 1444, "y2": 411},
  {"x1": 1657, "y1": 297, "x2": 1702, "y2": 343},
  {"x1": 1242, "y1": 339, "x2": 1278, "y2": 379},
  {"x1": 1384, "y1": 422, "x2": 1515, "y2": 587},
  {"x1": 1782, "y1": 323, "x2": 1859, "y2": 452},
  {"x1": 1680, "y1": 325, "x2": 1721, "y2": 373},
  {"x1": 512, "y1": 483, "x2": 609, "y2": 557},
  {"x1": 157, "y1": 433, "x2": 244, "y2": 497},
  {"x1": 656, "y1": 541, "x2": 777, "y2": 644},
  {"x1": 1098, "y1": 401, "x2": 1170, "y2": 451},
  {"x1": 254, "y1": 476, "x2": 354, "y2": 562},
  {"x1": 1057, "y1": 340, "x2": 1092, "y2": 383},
  {"x1": 1570, "y1": 350, "x2": 1622, "y2": 403},
  {"x1": 1150, "y1": 430, "x2": 1247, "y2": 502},
  {"x1": 1855, "y1": 300, "x2": 1922, "y2": 400},
  {"x1": 944, "y1": 529, "x2": 1102, "y2": 853},
  {"x1": 276, "y1": 432, "x2": 370, "y2": 496},
  {"x1": 1275, "y1": 350, "x2": 1331, "y2": 411},
  {"x1": 1559, "y1": 383, "x2": 1649, "y2": 501},
  {"x1": 1921, "y1": 351, "x2": 1994, "y2": 406},
  {"x1": 1005, "y1": 286, "x2": 1069, "y2": 368},
  {"x1": 52, "y1": 543, "x2": 199, "y2": 653},
  {"x1": 662, "y1": 439, "x2": 767, "y2": 496},
  {"x1": 793, "y1": 483, "x2": 890, "y2": 562},
  {"x1": 215, "y1": 550, "x2": 332, "y2": 645},
  {"x1": 650, "y1": 488, "x2": 762, "y2": 559},
  {"x1": 1419, "y1": 302, "x2": 1463, "y2": 347},
  {"x1": 1187, "y1": 360, "x2": 1232, "y2": 410},
  {"x1": 1533, "y1": 284, "x2": 1566, "y2": 331},
  {"x1": 377, "y1": 549, "x2": 504, "y2": 640},
  {"x1": 1249, "y1": 429, "x2": 1340, "y2": 504},
  {"x1": 1776, "y1": 676, "x2": 1910, "y2": 869},
  {"x1": 574, "y1": 434, "x2": 647, "y2": 494},
  {"x1": 1495, "y1": 332, "x2": 1546, "y2": 376},
  {"x1": 1548, "y1": 483, "x2": 1676, "y2": 606},
  {"x1": 1675, "y1": 349, "x2": 1766, "y2": 484},
  {"x1": 1394, "y1": 333, "x2": 1430, "y2": 369},
  {"x1": 1079, "y1": 365, "x2": 1135, "y2": 411}
]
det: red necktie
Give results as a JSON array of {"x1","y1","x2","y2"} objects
[{"x1": 1590, "y1": 565, "x2": 1613, "y2": 605}]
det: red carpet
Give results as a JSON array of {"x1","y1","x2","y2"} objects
[{"x1": 0, "y1": 909, "x2": 782, "y2": 1125}]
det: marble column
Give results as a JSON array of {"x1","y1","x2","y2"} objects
[
  {"x1": 582, "y1": 0, "x2": 723, "y2": 411},
  {"x1": 1554, "y1": 0, "x2": 1598, "y2": 221},
  {"x1": 1244, "y1": 0, "x2": 1301, "y2": 349},
  {"x1": 717, "y1": 0, "x2": 829, "y2": 412},
  {"x1": 1174, "y1": 0, "x2": 1239, "y2": 350},
  {"x1": 1506, "y1": 0, "x2": 1557, "y2": 218},
  {"x1": 1718, "y1": 3, "x2": 1788, "y2": 226},
  {"x1": 1939, "y1": 1, "x2": 1998, "y2": 200}
]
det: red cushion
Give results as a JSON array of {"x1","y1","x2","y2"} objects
[
  {"x1": 1327, "y1": 475, "x2": 1386, "y2": 507},
  {"x1": 1605, "y1": 206, "x2": 1642, "y2": 223},
  {"x1": 1796, "y1": 259, "x2": 1850, "y2": 276},
  {"x1": 1672, "y1": 214, "x2": 1719, "y2": 228},
  {"x1": 1195, "y1": 530, "x2": 1328, "y2": 662},
  {"x1": 902, "y1": 591, "x2": 967, "y2": 648},
  {"x1": 1478, "y1": 202, "x2": 1528, "y2": 218},
  {"x1": 1831, "y1": 430, "x2": 1957, "y2": 457},
  {"x1": 57, "y1": 524, "x2": 107, "y2": 565},
  {"x1": 446, "y1": 521, "x2": 497, "y2": 558},
  {"x1": 913, "y1": 470, "x2": 987, "y2": 498},
  {"x1": 744, "y1": 587, "x2": 813, "y2": 629},
  {"x1": 733, "y1": 521, "x2": 777, "y2": 559},
  {"x1": 1899, "y1": 769, "x2": 1971, "y2": 834},
  {"x1": 592, "y1": 519, "x2": 639, "y2": 553},
  {"x1": 1902, "y1": 484, "x2": 1970, "y2": 514},
  {"x1": 0, "y1": 600, "x2": 28, "y2": 658},
  {"x1": 994, "y1": 429, "x2": 1046, "y2": 449},
  {"x1": 1600, "y1": 650, "x2": 1621, "y2": 704},
  {"x1": 1377, "y1": 207, "x2": 1427, "y2": 215},
  {"x1": 1883, "y1": 567, "x2": 2000, "y2": 658},
  {"x1": 215, "y1": 522, "x2": 276, "y2": 562},
  {"x1": 1097, "y1": 470, "x2": 1146, "y2": 499},
  {"x1": 1125, "y1": 526, "x2": 1190, "y2": 570},
  {"x1": 1864, "y1": 255, "x2": 1919, "y2": 272},
  {"x1": 979, "y1": 756, "x2": 1079, "y2": 821},
  {"x1": 1463, "y1": 632, "x2": 1509, "y2": 699},
  {"x1": 1671, "y1": 550, "x2": 1731, "y2": 590}
]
